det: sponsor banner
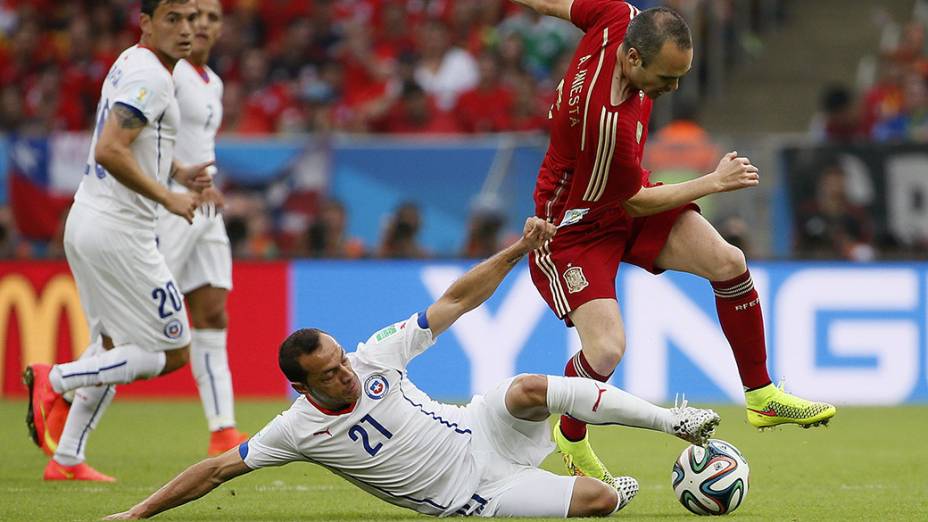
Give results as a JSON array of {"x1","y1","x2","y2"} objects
[
  {"x1": 0, "y1": 261, "x2": 290, "y2": 397},
  {"x1": 5, "y1": 260, "x2": 926, "y2": 403},
  {"x1": 291, "y1": 261, "x2": 928, "y2": 404},
  {"x1": 781, "y1": 143, "x2": 928, "y2": 257}
]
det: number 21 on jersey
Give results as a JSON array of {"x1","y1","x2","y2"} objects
[{"x1": 348, "y1": 414, "x2": 393, "y2": 457}]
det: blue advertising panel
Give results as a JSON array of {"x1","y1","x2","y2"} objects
[{"x1": 291, "y1": 261, "x2": 928, "y2": 404}]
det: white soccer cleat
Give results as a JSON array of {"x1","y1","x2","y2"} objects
[
  {"x1": 612, "y1": 475, "x2": 639, "y2": 512},
  {"x1": 669, "y1": 395, "x2": 720, "y2": 447}
]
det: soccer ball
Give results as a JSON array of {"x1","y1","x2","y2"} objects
[{"x1": 672, "y1": 439, "x2": 749, "y2": 515}]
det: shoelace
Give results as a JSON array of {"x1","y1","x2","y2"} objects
[{"x1": 672, "y1": 392, "x2": 688, "y2": 412}]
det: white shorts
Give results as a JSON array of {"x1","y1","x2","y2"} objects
[
  {"x1": 156, "y1": 209, "x2": 232, "y2": 294},
  {"x1": 465, "y1": 376, "x2": 577, "y2": 518},
  {"x1": 64, "y1": 203, "x2": 192, "y2": 351}
]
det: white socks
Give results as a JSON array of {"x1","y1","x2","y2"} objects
[
  {"x1": 545, "y1": 376, "x2": 674, "y2": 434},
  {"x1": 190, "y1": 329, "x2": 236, "y2": 431},
  {"x1": 52, "y1": 340, "x2": 116, "y2": 466},
  {"x1": 49, "y1": 344, "x2": 166, "y2": 393},
  {"x1": 54, "y1": 384, "x2": 117, "y2": 466}
]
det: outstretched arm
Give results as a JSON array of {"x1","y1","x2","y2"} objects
[
  {"x1": 426, "y1": 217, "x2": 556, "y2": 336},
  {"x1": 510, "y1": 0, "x2": 574, "y2": 22},
  {"x1": 623, "y1": 152, "x2": 759, "y2": 217},
  {"x1": 103, "y1": 449, "x2": 252, "y2": 520}
]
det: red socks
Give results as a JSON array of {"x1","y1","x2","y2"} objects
[
  {"x1": 560, "y1": 350, "x2": 611, "y2": 441},
  {"x1": 711, "y1": 270, "x2": 771, "y2": 390}
]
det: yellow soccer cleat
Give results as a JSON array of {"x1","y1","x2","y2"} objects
[
  {"x1": 552, "y1": 421, "x2": 616, "y2": 486},
  {"x1": 745, "y1": 382, "x2": 836, "y2": 429}
]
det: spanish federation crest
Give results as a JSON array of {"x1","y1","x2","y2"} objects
[
  {"x1": 563, "y1": 266, "x2": 589, "y2": 294},
  {"x1": 364, "y1": 374, "x2": 389, "y2": 400}
]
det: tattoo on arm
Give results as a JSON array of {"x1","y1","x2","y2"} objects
[{"x1": 113, "y1": 104, "x2": 147, "y2": 129}]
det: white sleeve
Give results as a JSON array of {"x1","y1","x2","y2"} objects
[
  {"x1": 354, "y1": 312, "x2": 435, "y2": 370},
  {"x1": 241, "y1": 414, "x2": 304, "y2": 470},
  {"x1": 112, "y1": 65, "x2": 172, "y2": 123}
]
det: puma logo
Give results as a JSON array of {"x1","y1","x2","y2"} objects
[{"x1": 592, "y1": 385, "x2": 607, "y2": 412}]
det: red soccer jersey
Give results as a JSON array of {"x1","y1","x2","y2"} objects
[{"x1": 534, "y1": 0, "x2": 651, "y2": 223}]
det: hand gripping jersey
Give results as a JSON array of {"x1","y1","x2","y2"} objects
[
  {"x1": 535, "y1": 0, "x2": 651, "y2": 225},
  {"x1": 171, "y1": 59, "x2": 223, "y2": 190},
  {"x1": 242, "y1": 314, "x2": 482, "y2": 517},
  {"x1": 75, "y1": 45, "x2": 180, "y2": 229}
]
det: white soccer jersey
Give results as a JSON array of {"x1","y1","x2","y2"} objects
[
  {"x1": 171, "y1": 59, "x2": 223, "y2": 188},
  {"x1": 243, "y1": 313, "x2": 484, "y2": 517},
  {"x1": 74, "y1": 45, "x2": 180, "y2": 229}
]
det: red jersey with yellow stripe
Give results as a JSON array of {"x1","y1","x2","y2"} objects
[{"x1": 534, "y1": 0, "x2": 651, "y2": 224}]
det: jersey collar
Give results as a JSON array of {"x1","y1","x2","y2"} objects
[
  {"x1": 305, "y1": 394, "x2": 357, "y2": 416},
  {"x1": 191, "y1": 63, "x2": 210, "y2": 83},
  {"x1": 138, "y1": 44, "x2": 176, "y2": 73}
]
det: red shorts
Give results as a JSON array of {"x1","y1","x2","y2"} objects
[{"x1": 529, "y1": 203, "x2": 698, "y2": 325}]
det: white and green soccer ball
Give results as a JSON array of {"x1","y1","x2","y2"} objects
[{"x1": 672, "y1": 439, "x2": 749, "y2": 516}]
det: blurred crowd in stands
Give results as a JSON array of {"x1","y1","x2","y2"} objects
[
  {"x1": 0, "y1": 0, "x2": 772, "y2": 136},
  {"x1": 797, "y1": 2, "x2": 928, "y2": 262},
  {"x1": 2, "y1": 0, "x2": 924, "y2": 262},
  {"x1": 0, "y1": 0, "x2": 577, "y2": 135},
  {"x1": 811, "y1": 2, "x2": 928, "y2": 144}
]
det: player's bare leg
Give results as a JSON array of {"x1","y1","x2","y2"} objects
[
  {"x1": 550, "y1": 299, "x2": 626, "y2": 483},
  {"x1": 186, "y1": 285, "x2": 247, "y2": 455},
  {"x1": 569, "y1": 299, "x2": 627, "y2": 375},
  {"x1": 654, "y1": 210, "x2": 835, "y2": 428}
]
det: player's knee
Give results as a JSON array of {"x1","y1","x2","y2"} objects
[
  {"x1": 162, "y1": 346, "x2": 190, "y2": 375},
  {"x1": 508, "y1": 374, "x2": 548, "y2": 408},
  {"x1": 512, "y1": 374, "x2": 548, "y2": 406},
  {"x1": 200, "y1": 307, "x2": 228, "y2": 329},
  {"x1": 711, "y1": 244, "x2": 747, "y2": 281},
  {"x1": 505, "y1": 374, "x2": 550, "y2": 421},
  {"x1": 587, "y1": 336, "x2": 625, "y2": 369},
  {"x1": 192, "y1": 302, "x2": 228, "y2": 329}
]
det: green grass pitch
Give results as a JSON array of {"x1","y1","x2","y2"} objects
[{"x1": 2, "y1": 400, "x2": 926, "y2": 521}]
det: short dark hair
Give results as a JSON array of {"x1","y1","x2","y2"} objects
[
  {"x1": 279, "y1": 328, "x2": 326, "y2": 383},
  {"x1": 623, "y1": 7, "x2": 692, "y2": 67},
  {"x1": 140, "y1": 0, "x2": 190, "y2": 16}
]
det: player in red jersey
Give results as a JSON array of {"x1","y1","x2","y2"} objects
[{"x1": 512, "y1": 0, "x2": 836, "y2": 485}]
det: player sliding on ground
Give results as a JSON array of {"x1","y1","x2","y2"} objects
[
  {"x1": 510, "y1": 0, "x2": 836, "y2": 487},
  {"x1": 104, "y1": 217, "x2": 720, "y2": 519}
]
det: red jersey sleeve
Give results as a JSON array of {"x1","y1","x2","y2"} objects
[{"x1": 570, "y1": 0, "x2": 635, "y2": 33}]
